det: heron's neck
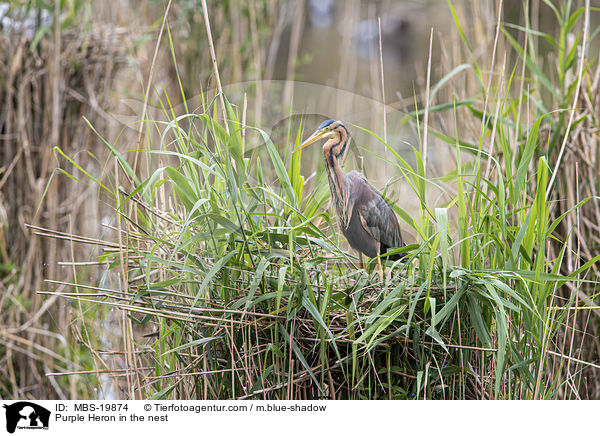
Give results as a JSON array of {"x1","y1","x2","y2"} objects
[{"x1": 324, "y1": 138, "x2": 350, "y2": 226}]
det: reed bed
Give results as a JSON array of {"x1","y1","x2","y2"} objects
[
  {"x1": 4, "y1": 0, "x2": 600, "y2": 400},
  {"x1": 0, "y1": 2, "x2": 130, "y2": 398},
  {"x1": 47, "y1": 46, "x2": 600, "y2": 397}
]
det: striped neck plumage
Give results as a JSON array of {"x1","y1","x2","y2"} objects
[{"x1": 323, "y1": 127, "x2": 350, "y2": 228}]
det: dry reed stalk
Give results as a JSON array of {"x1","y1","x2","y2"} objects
[
  {"x1": 201, "y1": 0, "x2": 229, "y2": 134},
  {"x1": 546, "y1": 0, "x2": 590, "y2": 199}
]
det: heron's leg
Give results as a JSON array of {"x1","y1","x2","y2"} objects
[
  {"x1": 377, "y1": 256, "x2": 384, "y2": 281},
  {"x1": 376, "y1": 246, "x2": 383, "y2": 281},
  {"x1": 358, "y1": 252, "x2": 364, "y2": 270}
]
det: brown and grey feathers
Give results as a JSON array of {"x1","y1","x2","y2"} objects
[{"x1": 340, "y1": 171, "x2": 404, "y2": 259}]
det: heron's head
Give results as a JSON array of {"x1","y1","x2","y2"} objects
[{"x1": 294, "y1": 119, "x2": 349, "y2": 162}]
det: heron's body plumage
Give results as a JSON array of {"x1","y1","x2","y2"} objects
[{"x1": 342, "y1": 171, "x2": 404, "y2": 259}]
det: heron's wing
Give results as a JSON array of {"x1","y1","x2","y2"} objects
[
  {"x1": 341, "y1": 177, "x2": 354, "y2": 231},
  {"x1": 358, "y1": 211, "x2": 376, "y2": 239},
  {"x1": 347, "y1": 171, "x2": 404, "y2": 251}
]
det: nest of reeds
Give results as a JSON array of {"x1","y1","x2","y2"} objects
[{"x1": 39, "y1": 225, "x2": 490, "y2": 400}]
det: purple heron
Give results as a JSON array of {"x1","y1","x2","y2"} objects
[{"x1": 294, "y1": 119, "x2": 405, "y2": 279}]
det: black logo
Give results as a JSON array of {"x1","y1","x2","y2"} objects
[{"x1": 2, "y1": 402, "x2": 50, "y2": 434}]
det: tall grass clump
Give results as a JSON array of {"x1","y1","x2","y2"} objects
[
  {"x1": 434, "y1": 0, "x2": 600, "y2": 398},
  {"x1": 41, "y1": 0, "x2": 600, "y2": 399}
]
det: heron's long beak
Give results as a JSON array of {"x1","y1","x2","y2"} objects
[{"x1": 293, "y1": 129, "x2": 330, "y2": 153}]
